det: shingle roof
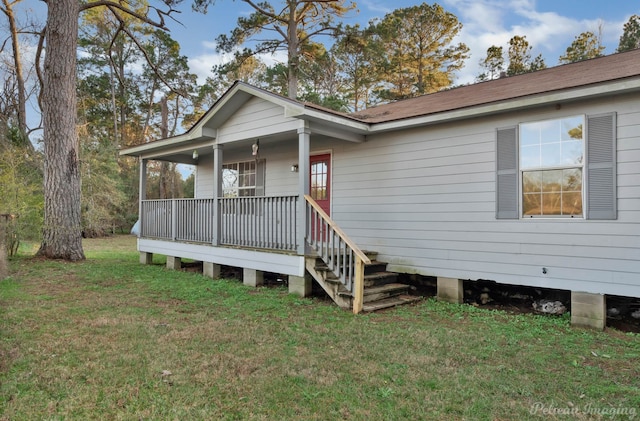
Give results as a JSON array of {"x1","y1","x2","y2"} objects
[{"x1": 330, "y1": 49, "x2": 640, "y2": 124}]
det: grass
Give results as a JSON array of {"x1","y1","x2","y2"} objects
[{"x1": 1, "y1": 235, "x2": 639, "y2": 420}]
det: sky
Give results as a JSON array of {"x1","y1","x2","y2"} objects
[
  {"x1": 12, "y1": 0, "x2": 640, "y2": 142},
  {"x1": 158, "y1": 0, "x2": 640, "y2": 86}
]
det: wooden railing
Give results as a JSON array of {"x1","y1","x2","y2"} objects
[
  {"x1": 304, "y1": 195, "x2": 371, "y2": 314},
  {"x1": 140, "y1": 196, "x2": 297, "y2": 251},
  {"x1": 140, "y1": 199, "x2": 173, "y2": 240},
  {"x1": 219, "y1": 196, "x2": 298, "y2": 251},
  {"x1": 175, "y1": 199, "x2": 216, "y2": 243}
]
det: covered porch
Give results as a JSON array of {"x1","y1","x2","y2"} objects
[{"x1": 121, "y1": 82, "x2": 418, "y2": 313}]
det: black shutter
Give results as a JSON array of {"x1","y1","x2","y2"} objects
[
  {"x1": 496, "y1": 126, "x2": 519, "y2": 219},
  {"x1": 586, "y1": 113, "x2": 617, "y2": 220}
]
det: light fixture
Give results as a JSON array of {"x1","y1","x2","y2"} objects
[
  {"x1": 192, "y1": 150, "x2": 199, "y2": 161},
  {"x1": 291, "y1": 164, "x2": 299, "y2": 173},
  {"x1": 252, "y1": 139, "x2": 260, "y2": 156}
]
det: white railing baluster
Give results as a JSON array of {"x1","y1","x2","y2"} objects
[{"x1": 303, "y1": 195, "x2": 370, "y2": 314}]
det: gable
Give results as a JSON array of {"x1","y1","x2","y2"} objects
[{"x1": 216, "y1": 96, "x2": 301, "y2": 144}]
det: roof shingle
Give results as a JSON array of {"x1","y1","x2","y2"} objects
[{"x1": 336, "y1": 49, "x2": 640, "y2": 124}]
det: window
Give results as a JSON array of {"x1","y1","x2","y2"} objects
[
  {"x1": 520, "y1": 116, "x2": 584, "y2": 217},
  {"x1": 222, "y1": 161, "x2": 256, "y2": 197},
  {"x1": 496, "y1": 113, "x2": 616, "y2": 220}
]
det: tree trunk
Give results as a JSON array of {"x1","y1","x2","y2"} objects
[
  {"x1": 286, "y1": 0, "x2": 298, "y2": 99},
  {"x1": 158, "y1": 96, "x2": 169, "y2": 199},
  {"x1": 0, "y1": 220, "x2": 7, "y2": 280},
  {"x1": 2, "y1": 0, "x2": 27, "y2": 134},
  {"x1": 37, "y1": 0, "x2": 85, "y2": 260}
]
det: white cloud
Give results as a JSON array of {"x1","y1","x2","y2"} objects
[
  {"x1": 443, "y1": 0, "x2": 630, "y2": 85},
  {"x1": 188, "y1": 41, "x2": 288, "y2": 85}
]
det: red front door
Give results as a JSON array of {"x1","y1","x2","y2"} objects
[{"x1": 310, "y1": 154, "x2": 331, "y2": 216}]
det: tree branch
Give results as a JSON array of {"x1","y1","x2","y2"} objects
[
  {"x1": 105, "y1": 5, "x2": 189, "y2": 98},
  {"x1": 79, "y1": 0, "x2": 180, "y2": 30},
  {"x1": 35, "y1": 25, "x2": 45, "y2": 113}
]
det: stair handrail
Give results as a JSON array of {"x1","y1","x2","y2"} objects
[{"x1": 304, "y1": 195, "x2": 371, "y2": 314}]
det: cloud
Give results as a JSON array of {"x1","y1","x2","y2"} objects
[
  {"x1": 188, "y1": 41, "x2": 288, "y2": 85},
  {"x1": 442, "y1": 0, "x2": 630, "y2": 85}
]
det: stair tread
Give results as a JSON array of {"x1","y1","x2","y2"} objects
[
  {"x1": 362, "y1": 295, "x2": 422, "y2": 312},
  {"x1": 363, "y1": 283, "x2": 410, "y2": 295},
  {"x1": 364, "y1": 271, "x2": 397, "y2": 279}
]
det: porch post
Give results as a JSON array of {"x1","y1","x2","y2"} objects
[
  {"x1": 139, "y1": 158, "x2": 147, "y2": 223},
  {"x1": 297, "y1": 123, "x2": 310, "y2": 255},
  {"x1": 212, "y1": 144, "x2": 223, "y2": 246},
  {"x1": 138, "y1": 158, "x2": 152, "y2": 264}
]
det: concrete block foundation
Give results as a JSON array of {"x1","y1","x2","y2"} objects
[
  {"x1": 139, "y1": 252, "x2": 153, "y2": 265},
  {"x1": 166, "y1": 256, "x2": 181, "y2": 270},
  {"x1": 289, "y1": 274, "x2": 312, "y2": 297},
  {"x1": 243, "y1": 268, "x2": 264, "y2": 287},
  {"x1": 437, "y1": 277, "x2": 463, "y2": 304},
  {"x1": 203, "y1": 262, "x2": 222, "y2": 279},
  {"x1": 571, "y1": 292, "x2": 606, "y2": 330}
]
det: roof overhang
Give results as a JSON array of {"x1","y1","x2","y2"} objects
[
  {"x1": 121, "y1": 75, "x2": 640, "y2": 162},
  {"x1": 120, "y1": 82, "x2": 371, "y2": 161},
  {"x1": 369, "y1": 78, "x2": 640, "y2": 133}
]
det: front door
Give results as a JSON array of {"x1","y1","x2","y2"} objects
[{"x1": 310, "y1": 153, "x2": 331, "y2": 216}]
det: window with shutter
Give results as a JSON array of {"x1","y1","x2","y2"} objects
[{"x1": 495, "y1": 113, "x2": 616, "y2": 220}]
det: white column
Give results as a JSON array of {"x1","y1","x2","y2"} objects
[
  {"x1": 297, "y1": 123, "x2": 310, "y2": 255},
  {"x1": 212, "y1": 144, "x2": 223, "y2": 246},
  {"x1": 138, "y1": 158, "x2": 147, "y2": 235}
]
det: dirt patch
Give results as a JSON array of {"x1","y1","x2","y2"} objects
[{"x1": 402, "y1": 275, "x2": 640, "y2": 334}]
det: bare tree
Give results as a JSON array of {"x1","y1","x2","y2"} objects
[{"x1": 0, "y1": 0, "x2": 40, "y2": 145}]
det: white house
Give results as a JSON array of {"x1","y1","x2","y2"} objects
[{"x1": 121, "y1": 49, "x2": 640, "y2": 329}]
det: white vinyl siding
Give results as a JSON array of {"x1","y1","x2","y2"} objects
[
  {"x1": 329, "y1": 95, "x2": 639, "y2": 298},
  {"x1": 217, "y1": 96, "x2": 299, "y2": 144}
]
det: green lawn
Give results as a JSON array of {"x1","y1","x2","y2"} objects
[{"x1": 1, "y1": 236, "x2": 638, "y2": 420}]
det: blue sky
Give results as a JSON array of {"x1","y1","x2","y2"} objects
[{"x1": 161, "y1": 0, "x2": 640, "y2": 85}]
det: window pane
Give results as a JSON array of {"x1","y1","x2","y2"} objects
[
  {"x1": 562, "y1": 192, "x2": 583, "y2": 215},
  {"x1": 522, "y1": 171, "x2": 542, "y2": 193},
  {"x1": 563, "y1": 168, "x2": 582, "y2": 192},
  {"x1": 542, "y1": 170, "x2": 562, "y2": 192},
  {"x1": 222, "y1": 168, "x2": 239, "y2": 197},
  {"x1": 562, "y1": 116, "x2": 583, "y2": 140},
  {"x1": 523, "y1": 192, "x2": 541, "y2": 216},
  {"x1": 561, "y1": 140, "x2": 583, "y2": 165},
  {"x1": 542, "y1": 193, "x2": 562, "y2": 215},
  {"x1": 540, "y1": 120, "x2": 561, "y2": 142},
  {"x1": 521, "y1": 145, "x2": 540, "y2": 169},
  {"x1": 520, "y1": 124, "x2": 540, "y2": 146},
  {"x1": 540, "y1": 142, "x2": 561, "y2": 167}
]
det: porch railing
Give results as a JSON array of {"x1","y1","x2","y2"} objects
[
  {"x1": 140, "y1": 196, "x2": 297, "y2": 252},
  {"x1": 219, "y1": 196, "x2": 298, "y2": 251},
  {"x1": 304, "y1": 195, "x2": 371, "y2": 314}
]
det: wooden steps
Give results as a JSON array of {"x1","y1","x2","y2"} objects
[
  {"x1": 362, "y1": 295, "x2": 423, "y2": 312},
  {"x1": 306, "y1": 254, "x2": 422, "y2": 313}
]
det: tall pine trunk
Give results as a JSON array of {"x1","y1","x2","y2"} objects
[{"x1": 37, "y1": 0, "x2": 85, "y2": 260}]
